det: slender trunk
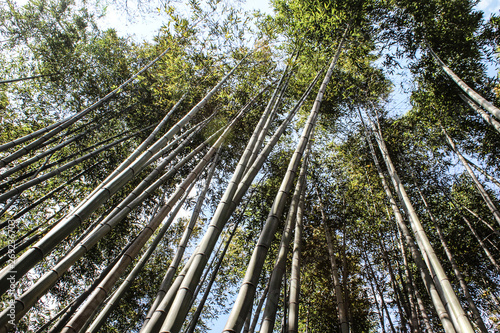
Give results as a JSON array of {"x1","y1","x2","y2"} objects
[
  {"x1": 1, "y1": 161, "x2": 100, "y2": 225},
  {"x1": 393, "y1": 227, "x2": 422, "y2": 333},
  {"x1": 186, "y1": 236, "x2": 225, "y2": 315},
  {"x1": 0, "y1": 72, "x2": 59, "y2": 85},
  {"x1": 0, "y1": 47, "x2": 171, "y2": 166},
  {"x1": 0, "y1": 126, "x2": 144, "y2": 203},
  {"x1": 460, "y1": 205, "x2": 500, "y2": 238},
  {"x1": 80, "y1": 94, "x2": 187, "y2": 207},
  {"x1": 0, "y1": 121, "x2": 61, "y2": 153},
  {"x1": 185, "y1": 218, "x2": 241, "y2": 333},
  {"x1": 463, "y1": 156, "x2": 500, "y2": 189},
  {"x1": 0, "y1": 129, "x2": 86, "y2": 181},
  {"x1": 249, "y1": 284, "x2": 269, "y2": 333},
  {"x1": 140, "y1": 248, "x2": 198, "y2": 333},
  {"x1": 427, "y1": 45, "x2": 500, "y2": 120},
  {"x1": 0, "y1": 124, "x2": 139, "y2": 189},
  {"x1": 281, "y1": 272, "x2": 287, "y2": 333},
  {"x1": 0, "y1": 149, "x2": 55, "y2": 218},
  {"x1": 288, "y1": 185, "x2": 306, "y2": 333},
  {"x1": 442, "y1": 126, "x2": 500, "y2": 227},
  {"x1": 46, "y1": 241, "x2": 134, "y2": 333},
  {"x1": 143, "y1": 149, "x2": 220, "y2": 324},
  {"x1": 368, "y1": 112, "x2": 473, "y2": 333},
  {"x1": 379, "y1": 236, "x2": 409, "y2": 332},
  {"x1": 146, "y1": 63, "x2": 324, "y2": 333},
  {"x1": 460, "y1": 93, "x2": 500, "y2": 135},
  {"x1": 35, "y1": 300, "x2": 74, "y2": 333},
  {"x1": 260, "y1": 142, "x2": 310, "y2": 333},
  {"x1": 0, "y1": 58, "x2": 244, "y2": 301},
  {"x1": 316, "y1": 189, "x2": 349, "y2": 333},
  {"x1": 86, "y1": 181, "x2": 195, "y2": 333},
  {"x1": 219, "y1": 32, "x2": 347, "y2": 333},
  {"x1": 364, "y1": 252, "x2": 397, "y2": 333},
  {"x1": 366, "y1": 269, "x2": 387, "y2": 333},
  {"x1": 411, "y1": 278, "x2": 434, "y2": 333},
  {"x1": 57, "y1": 93, "x2": 254, "y2": 333},
  {"x1": 358, "y1": 111, "x2": 455, "y2": 332},
  {"x1": 461, "y1": 215, "x2": 500, "y2": 272},
  {"x1": 416, "y1": 186, "x2": 489, "y2": 332}
]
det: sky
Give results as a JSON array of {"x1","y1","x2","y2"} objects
[{"x1": 97, "y1": 0, "x2": 273, "y2": 42}]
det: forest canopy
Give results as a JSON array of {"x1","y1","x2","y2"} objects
[{"x1": 0, "y1": 0, "x2": 499, "y2": 332}]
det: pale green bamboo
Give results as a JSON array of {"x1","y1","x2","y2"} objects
[
  {"x1": 0, "y1": 121, "x2": 61, "y2": 153},
  {"x1": 140, "y1": 78, "x2": 296, "y2": 331},
  {"x1": 260, "y1": 143, "x2": 310, "y2": 333},
  {"x1": 0, "y1": 127, "x2": 144, "y2": 203},
  {"x1": 248, "y1": 284, "x2": 268, "y2": 333},
  {"x1": 155, "y1": 66, "x2": 327, "y2": 333},
  {"x1": 141, "y1": 68, "x2": 322, "y2": 333},
  {"x1": 0, "y1": 123, "x2": 143, "y2": 189},
  {"x1": 0, "y1": 127, "x2": 222, "y2": 326},
  {"x1": 0, "y1": 58, "x2": 244, "y2": 300},
  {"x1": 463, "y1": 155, "x2": 500, "y2": 189},
  {"x1": 318, "y1": 190, "x2": 349, "y2": 333},
  {"x1": 416, "y1": 187, "x2": 489, "y2": 333},
  {"x1": 219, "y1": 32, "x2": 347, "y2": 333},
  {"x1": 359, "y1": 111, "x2": 456, "y2": 332},
  {"x1": 45, "y1": 241, "x2": 134, "y2": 333},
  {"x1": 288, "y1": 185, "x2": 305, "y2": 333},
  {"x1": 56, "y1": 85, "x2": 253, "y2": 333},
  {"x1": 86, "y1": 180, "x2": 196, "y2": 333},
  {"x1": 442, "y1": 126, "x2": 500, "y2": 227},
  {"x1": 459, "y1": 93, "x2": 500, "y2": 134},
  {"x1": 143, "y1": 149, "x2": 220, "y2": 324},
  {"x1": 460, "y1": 215, "x2": 500, "y2": 272},
  {"x1": 0, "y1": 48, "x2": 171, "y2": 168},
  {"x1": 427, "y1": 45, "x2": 500, "y2": 120},
  {"x1": 461, "y1": 205, "x2": 500, "y2": 238},
  {"x1": 0, "y1": 130, "x2": 85, "y2": 181},
  {"x1": 60, "y1": 164, "x2": 212, "y2": 333},
  {"x1": 244, "y1": 64, "x2": 292, "y2": 173},
  {"x1": 5, "y1": 161, "x2": 100, "y2": 223},
  {"x1": 368, "y1": 113, "x2": 473, "y2": 333},
  {"x1": 184, "y1": 220, "x2": 240, "y2": 333},
  {"x1": 185, "y1": 174, "x2": 265, "y2": 333},
  {"x1": 363, "y1": 252, "x2": 397, "y2": 333},
  {"x1": 78, "y1": 94, "x2": 187, "y2": 209}
]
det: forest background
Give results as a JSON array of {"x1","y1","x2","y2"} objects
[{"x1": 0, "y1": 0, "x2": 500, "y2": 332}]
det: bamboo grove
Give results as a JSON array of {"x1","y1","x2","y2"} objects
[{"x1": 0, "y1": 0, "x2": 499, "y2": 331}]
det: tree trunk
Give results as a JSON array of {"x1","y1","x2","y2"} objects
[
  {"x1": 461, "y1": 215, "x2": 500, "y2": 272},
  {"x1": 0, "y1": 47, "x2": 172, "y2": 166},
  {"x1": 0, "y1": 56, "x2": 245, "y2": 308},
  {"x1": 219, "y1": 29, "x2": 348, "y2": 333},
  {"x1": 144, "y1": 149, "x2": 220, "y2": 323},
  {"x1": 416, "y1": 186, "x2": 489, "y2": 332},
  {"x1": 427, "y1": 45, "x2": 500, "y2": 120},
  {"x1": 86, "y1": 181, "x2": 195, "y2": 333},
  {"x1": 185, "y1": 217, "x2": 240, "y2": 333},
  {"x1": 316, "y1": 189, "x2": 349, "y2": 333},
  {"x1": 442, "y1": 125, "x2": 500, "y2": 227},
  {"x1": 260, "y1": 141, "x2": 309, "y2": 333},
  {"x1": 151, "y1": 57, "x2": 326, "y2": 333},
  {"x1": 359, "y1": 110, "x2": 456, "y2": 333},
  {"x1": 368, "y1": 112, "x2": 473, "y2": 333},
  {"x1": 288, "y1": 184, "x2": 306, "y2": 333}
]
